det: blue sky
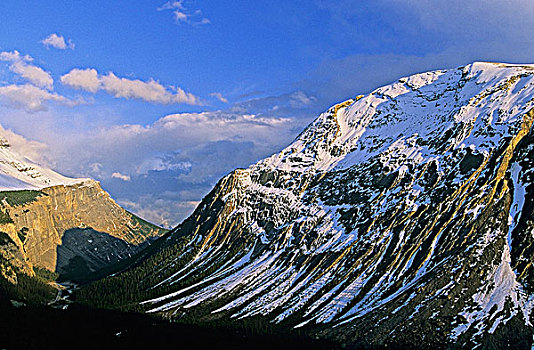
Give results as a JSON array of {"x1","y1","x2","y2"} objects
[{"x1": 0, "y1": 0, "x2": 533, "y2": 226}]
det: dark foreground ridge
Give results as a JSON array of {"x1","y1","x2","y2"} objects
[{"x1": 0, "y1": 301, "x2": 342, "y2": 350}]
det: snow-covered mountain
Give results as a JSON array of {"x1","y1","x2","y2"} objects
[
  {"x1": 83, "y1": 62, "x2": 534, "y2": 348},
  {"x1": 0, "y1": 136, "x2": 90, "y2": 190},
  {"x1": 0, "y1": 135, "x2": 166, "y2": 284}
]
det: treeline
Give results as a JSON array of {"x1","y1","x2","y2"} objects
[
  {"x1": 0, "y1": 190, "x2": 46, "y2": 206},
  {"x1": 76, "y1": 233, "x2": 248, "y2": 312},
  {"x1": 0, "y1": 258, "x2": 56, "y2": 305},
  {"x1": 75, "y1": 236, "x2": 194, "y2": 310}
]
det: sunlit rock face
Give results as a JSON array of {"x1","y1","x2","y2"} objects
[
  {"x1": 0, "y1": 139, "x2": 166, "y2": 282},
  {"x1": 100, "y1": 63, "x2": 534, "y2": 348}
]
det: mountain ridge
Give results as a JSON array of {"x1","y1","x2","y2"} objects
[
  {"x1": 79, "y1": 62, "x2": 534, "y2": 348},
  {"x1": 0, "y1": 133, "x2": 167, "y2": 288}
]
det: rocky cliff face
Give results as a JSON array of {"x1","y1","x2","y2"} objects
[
  {"x1": 0, "y1": 138, "x2": 166, "y2": 284},
  {"x1": 84, "y1": 62, "x2": 534, "y2": 348}
]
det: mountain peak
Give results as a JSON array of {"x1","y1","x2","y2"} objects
[
  {"x1": 0, "y1": 134, "x2": 91, "y2": 191},
  {"x1": 256, "y1": 62, "x2": 534, "y2": 179}
]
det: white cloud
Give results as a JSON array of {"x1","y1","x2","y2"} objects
[
  {"x1": 174, "y1": 10, "x2": 189, "y2": 22},
  {"x1": 158, "y1": 1, "x2": 210, "y2": 25},
  {"x1": 0, "y1": 84, "x2": 80, "y2": 112},
  {"x1": 157, "y1": 1, "x2": 184, "y2": 11},
  {"x1": 0, "y1": 50, "x2": 54, "y2": 89},
  {"x1": 136, "y1": 157, "x2": 192, "y2": 175},
  {"x1": 9, "y1": 61, "x2": 54, "y2": 89},
  {"x1": 210, "y1": 92, "x2": 228, "y2": 103},
  {"x1": 41, "y1": 33, "x2": 74, "y2": 50},
  {"x1": 60, "y1": 68, "x2": 100, "y2": 93},
  {"x1": 0, "y1": 50, "x2": 31, "y2": 62},
  {"x1": 0, "y1": 50, "x2": 84, "y2": 111},
  {"x1": 101, "y1": 72, "x2": 199, "y2": 104},
  {"x1": 0, "y1": 124, "x2": 48, "y2": 163},
  {"x1": 111, "y1": 172, "x2": 131, "y2": 181},
  {"x1": 60, "y1": 68, "x2": 200, "y2": 105}
]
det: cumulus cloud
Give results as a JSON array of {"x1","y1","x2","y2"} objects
[
  {"x1": 0, "y1": 51, "x2": 31, "y2": 62},
  {"x1": 158, "y1": 1, "x2": 210, "y2": 25},
  {"x1": 210, "y1": 92, "x2": 228, "y2": 103},
  {"x1": 61, "y1": 68, "x2": 200, "y2": 105},
  {"x1": 68, "y1": 111, "x2": 293, "y2": 223},
  {"x1": 0, "y1": 84, "x2": 81, "y2": 112},
  {"x1": 101, "y1": 72, "x2": 199, "y2": 105},
  {"x1": 112, "y1": 172, "x2": 131, "y2": 181},
  {"x1": 0, "y1": 50, "x2": 84, "y2": 111},
  {"x1": 9, "y1": 61, "x2": 54, "y2": 89},
  {"x1": 60, "y1": 68, "x2": 100, "y2": 93},
  {"x1": 41, "y1": 33, "x2": 74, "y2": 50},
  {"x1": 0, "y1": 50, "x2": 53, "y2": 89}
]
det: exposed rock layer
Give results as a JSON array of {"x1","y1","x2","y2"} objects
[{"x1": 0, "y1": 181, "x2": 166, "y2": 282}]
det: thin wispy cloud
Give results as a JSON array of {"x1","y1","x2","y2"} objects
[
  {"x1": 210, "y1": 92, "x2": 228, "y2": 103},
  {"x1": 41, "y1": 33, "x2": 74, "y2": 50},
  {"x1": 112, "y1": 172, "x2": 131, "y2": 182},
  {"x1": 158, "y1": 1, "x2": 210, "y2": 25},
  {"x1": 61, "y1": 68, "x2": 201, "y2": 105}
]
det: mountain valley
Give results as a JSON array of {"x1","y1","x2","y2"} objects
[{"x1": 3, "y1": 62, "x2": 534, "y2": 349}]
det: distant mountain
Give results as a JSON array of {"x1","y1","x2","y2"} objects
[
  {"x1": 80, "y1": 62, "x2": 534, "y2": 349},
  {"x1": 0, "y1": 136, "x2": 167, "y2": 294},
  {"x1": 0, "y1": 136, "x2": 91, "y2": 190}
]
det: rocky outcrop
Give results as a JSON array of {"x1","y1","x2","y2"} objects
[{"x1": 0, "y1": 180, "x2": 166, "y2": 282}]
